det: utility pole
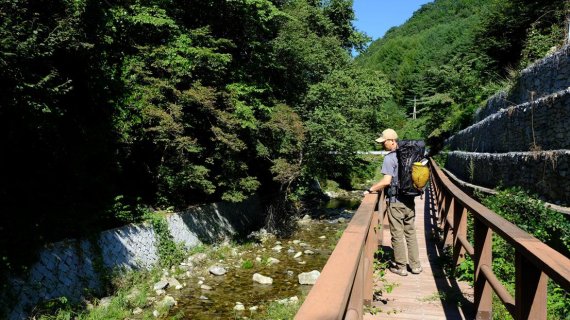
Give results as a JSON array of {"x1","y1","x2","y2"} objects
[{"x1": 413, "y1": 96, "x2": 417, "y2": 120}]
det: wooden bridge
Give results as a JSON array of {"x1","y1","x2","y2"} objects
[{"x1": 295, "y1": 159, "x2": 570, "y2": 319}]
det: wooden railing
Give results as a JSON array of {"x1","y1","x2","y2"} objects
[
  {"x1": 430, "y1": 158, "x2": 570, "y2": 319},
  {"x1": 295, "y1": 190, "x2": 386, "y2": 319}
]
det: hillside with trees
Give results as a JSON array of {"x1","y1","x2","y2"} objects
[{"x1": 356, "y1": 0, "x2": 568, "y2": 148}]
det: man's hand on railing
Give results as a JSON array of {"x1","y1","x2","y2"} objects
[{"x1": 362, "y1": 188, "x2": 375, "y2": 196}]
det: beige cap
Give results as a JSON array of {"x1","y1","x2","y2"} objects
[{"x1": 375, "y1": 128, "x2": 398, "y2": 143}]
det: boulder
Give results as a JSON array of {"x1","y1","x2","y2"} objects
[
  {"x1": 253, "y1": 273, "x2": 273, "y2": 285},
  {"x1": 298, "y1": 270, "x2": 320, "y2": 285}
]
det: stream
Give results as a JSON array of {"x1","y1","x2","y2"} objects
[{"x1": 163, "y1": 201, "x2": 358, "y2": 319}]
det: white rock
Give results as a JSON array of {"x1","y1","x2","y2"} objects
[
  {"x1": 200, "y1": 284, "x2": 212, "y2": 290},
  {"x1": 267, "y1": 257, "x2": 280, "y2": 265},
  {"x1": 175, "y1": 285, "x2": 183, "y2": 290},
  {"x1": 132, "y1": 307, "x2": 143, "y2": 315},
  {"x1": 304, "y1": 250, "x2": 315, "y2": 255},
  {"x1": 300, "y1": 242, "x2": 308, "y2": 247},
  {"x1": 199, "y1": 295, "x2": 209, "y2": 300},
  {"x1": 249, "y1": 306, "x2": 258, "y2": 311},
  {"x1": 319, "y1": 236, "x2": 326, "y2": 239},
  {"x1": 289, "y1": 296, "x2": 299, "y2": 304},
  {"x1": 255, "y1": 256, "x2": 262, "y2": 262},
  {"x1": 252, "y1": 273, "x2": 273, "y2": 285},
  {"x1": 153, "y1": 280, "x2": 169, "y2": 291},
  {"x1": 234, "y1": 303, "x2": 245, "y2": 311},
  {"x1": 160, "y1": 295, "x2": 177, "y2": 309},
  {"x1": 294, "y1": 252, "x2": 302, "y2": 258},
  {"x1": 208, "y1": 266, "x2": 227, "y2": 276},
  {"x1": 155, "y1": 289, "x2": 166, "y2": 295},
  {"x1": 293, "y1": 240, "x2": 301, "y2": 244},
  {"x1": 153, "y1": 310, "x2": 160, "y2": 317},
  {"x1": 98, "y1": 297, "x2": 112, "y2": 308},
  {"x1": 272, "y1": 245, "x2": 283, "y2": 252},
  {"x1": 298, "y1": 261, "x2": 306, "y2": 265},
  {"x1": 298, "y1": 270, "x2": 320, "y2": 285},
  {"x1": 198, "y1": 280, "x2": 204, "y2": 285},
  {"x1": 167, "y1": 277, "x2": 182, "y2": 288}
]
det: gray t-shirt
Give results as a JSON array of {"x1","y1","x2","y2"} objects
[{"x1": 381, "y1": 151, "x2": 398, "y2": 202}]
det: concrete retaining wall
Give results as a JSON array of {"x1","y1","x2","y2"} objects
[{"x1": 7, "y1": 196, "x2": 263, "y2": 320}]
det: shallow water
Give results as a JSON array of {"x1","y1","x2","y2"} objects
[{"x1": 166, "y1": 212, "x2": 352, "y2": 319}]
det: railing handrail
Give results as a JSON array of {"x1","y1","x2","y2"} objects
[
  {"x1": 295, "y1": 191, "x2": 385, "y2": 319},
  {"x1": 430, "y1": 158, "x2": 570, "y2": 318}
]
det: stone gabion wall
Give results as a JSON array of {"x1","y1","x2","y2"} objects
[
  {"x1": 445, "y1": 45, "x2": 570, "y2": 205},
  {"x1": 474, "y1": 44, "x2": 570, "y2": 122},
  {"x1": 446, "y1": 88, "x2": 570, "y2": 153},
  {"x1": 7, "y1": 196, "x2": 262, "y2": 320},
  {"x1": 445, "y1": 151, "x2": 570, "y2": 204}
]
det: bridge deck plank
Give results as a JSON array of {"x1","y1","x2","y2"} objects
[{"x1": 364, "y1": 188, "x2": 474, "y2": 320}]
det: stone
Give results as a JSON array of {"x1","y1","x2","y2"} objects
[
  {"x1": 167, "y1": 277, "x2": 181, "y2": 288},
  {"x1": 298, "y1": 270, "x2": 320, "y2": 285},
  {"x1": 303, "y1": 250, "x2": 315, "y2": 255},
  {"x1": 292, "y1": 240, "x2": 301, "y2": 244},
  {"x1": 208, "y1": 266, "x2": 227, "y2": 276},
  {"x1": 175, "y1": 285, "x2": 183, "y2": 290},
  {"x1": 200, "y1": 284, "x2": 212, "y2": 290},
  {"x1": 253, "y1": 273, "x2": 273, "y2": 285},
  {"x1": 234, "y1": 302, "x2": 245, "y2": 311},
  {"x1": 286, "y1": 270, "x2": 294, "y2": 276},
  {"x1": 294, "y1": 252, "x2": 302, "y2": 259},
  {"x1": 153, "y1": 310, "x2": 160, "y2": 317},
  {"x1": 98, "y1": 297, "x2": 112, "y2": 308},
  {"x1": 155, "y1": 289, "x2": 166, "y2": 295},
  {"x1": 249, "y1": 306, "x2": 258, "y2": 311},
  {"x1": 267, "y1": 257, "x2": 280, "y2": 265},
  {"x1": 153, "y1": 279, "x2": 169, "y2": 291},
  {"x1": 132, "y1": 307, "x2": 143, "y2": 315},
  {"x1": 160, "y1": 295, "x2": 177, "y2": 309},
  {"x1": 319, "y1": 236, "x2": 326, "y2": 239},
  {"x1": 199, "y1": 295, "x2": 209, "y2": 300},
  {"x1": 272, "y1": 245, "x2": 283, "y2": 252}
]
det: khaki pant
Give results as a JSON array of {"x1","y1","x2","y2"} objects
[{"x1": 387, "y1": 199, "x2": 420, "y2": 269}]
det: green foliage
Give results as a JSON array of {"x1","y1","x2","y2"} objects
[
  {"x1": 479, "y1": 187, "x2": 570, "y2": 318},
  {"x1": 144, "y1": 212, "x2": 186, "y2": 268},
  {"x1": 241, "y1": 259, "x2": 254, "y2": 269}
]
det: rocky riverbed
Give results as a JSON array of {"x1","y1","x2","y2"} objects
[{"x1": 143, "y1": 208, "x2": 354, "y2": 319}]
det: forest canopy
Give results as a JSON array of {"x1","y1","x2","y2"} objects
[{"x1": 0, "y1": 0, "x2": 568, "y2": 274}]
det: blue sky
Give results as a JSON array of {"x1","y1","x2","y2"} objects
[{"x1": 352, "y1": 0, "x2": 434, "y2": 41}]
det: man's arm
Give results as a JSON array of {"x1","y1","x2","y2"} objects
[{"x1": 368, "y1": 174, "x2": 392, "y2": 193}]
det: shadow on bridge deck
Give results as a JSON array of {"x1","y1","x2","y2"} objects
[{"x1": 364, "y1": 187, "x2": 475, "y2": 320}]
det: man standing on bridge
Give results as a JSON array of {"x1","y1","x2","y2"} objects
[{"x1": 365, "y1": 128, "x2": 422, "y2": 276}]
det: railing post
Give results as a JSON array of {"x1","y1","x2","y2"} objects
[
  {"x1": 515, "y1": 251, "x2": 548, "y2": 319},
  {"x1": 474, "y1": 218, "x2": 493, "y2": 319},
  {"x1": 364, "y1": 210, "x2": 379, "y2": 305},
  {"x1": 442, "y1": 196, "x2": 454, "y2": 248},
  {"x1": 453, "y1": 201, "x2": 467, "y2": 266},
  {"x1": 346, "y1": 248, "x2": 364, "y2": 320}
]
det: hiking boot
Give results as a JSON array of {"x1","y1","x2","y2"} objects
[
  {"x1": 411, "y1": 266, "x2": 423, "y2": 274},
  {"x1": 389, "y1": 266, "x2": 408, "y2": 276}
]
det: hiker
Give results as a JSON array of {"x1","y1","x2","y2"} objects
[{"x1": 364, "y1": 128, "x2": 422, "y2": 276}]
